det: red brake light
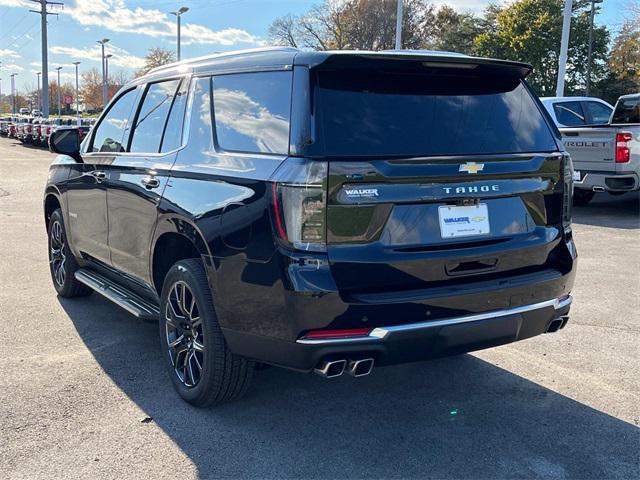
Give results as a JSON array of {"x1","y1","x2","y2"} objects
[
  {"x1": 616, "y1": 132, "x2": 633, "y2": 163},
  {"x1": 302, "y1": 328, "x2": 370, "y2": 340}
]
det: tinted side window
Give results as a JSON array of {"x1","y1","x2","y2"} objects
[
  {"x1": 584, "y1": 101, "x2": 612, "y2": 124},
  {"x1": 160, "y1": 80, "x2": 189, "y2": 153},
  {"x1": 553, "y1": 101, "x2": 586, "y2": 126},
  {"x1": 91, "y1": 88, "x2": 138, "y2": 152},
  {"x1": 129, "y1": 79, "x2": 181, "y2": 153},
  {"x1": 212, "y1": 71, "x2": 291, "y2": 154}
]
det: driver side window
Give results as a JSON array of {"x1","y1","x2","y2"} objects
[{"x1": 90, "y1": 88, "x2": 139, "y2": 153}]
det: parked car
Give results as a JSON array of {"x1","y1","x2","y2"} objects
[
  {"x1": 540, "y1": 96, "x2": 614, "y2": 127},
  {"x1": 19, "y1": 107, "x2": 30, "y2": 115},
  {"x1": 551, "y1": 93, "x2": 639, "y2": 205},
  {"x1": 31, "y1": 118, "x2": 44, "y2": 146},
  {"x1": 44, "y1": 47, "x2": 576, "y2": 406},
  {"x1": 16, "y1": 117, "x2": 35, "y2": 143},
  {"x1": 0, "y1": 116, "x2": 15, "y2": 136}
]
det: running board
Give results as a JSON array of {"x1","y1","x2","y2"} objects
[{"x1": 75, "y1": 269, "x2": 160, "y2": 321}]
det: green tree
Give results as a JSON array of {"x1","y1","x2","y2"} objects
[
  {"x1": 423, "y1": 5, "x2": 483, "y2": 54},
  {"x1": 474, "y1": 0, "x2": 609, "y2": 96},
  {"x1": 593, "y1": 15, "x2": 640, "y2": 104}
]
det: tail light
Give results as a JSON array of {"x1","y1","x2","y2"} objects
[
  {"x1": 270, "y1": 158, "x2": 328, "y2": 252},
  {"x1": 615, "y1": 132, "x2": 633, "y2": 163},
  {"x1": 563, "y1": 154, "x2": 573, "y2": 229}
]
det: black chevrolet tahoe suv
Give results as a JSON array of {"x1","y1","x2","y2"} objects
[{"x1": 44, "y1": 47, "x2": 576, "y2": 406}]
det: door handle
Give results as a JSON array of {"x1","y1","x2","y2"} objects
[{"x1": 141, "y1": 175, "x2": 160, "y2": 189}]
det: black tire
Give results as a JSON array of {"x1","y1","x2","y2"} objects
[
  {"x1": 573, "y1": 189, "x2": 595, "y2": 206},
  {"x1": 159, "y1": 259, "x2": 254, "y2": 407},
  {"x1": 47, "y1": 208, "x2": 93, "y2": 298}
]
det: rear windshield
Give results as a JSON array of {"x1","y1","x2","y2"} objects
[
  {"x1": 314, "y1": 70, "x2": 557, "y2": 157},
  {"x1": 611, "y1": 97, "x2": 640, "y2": 124}
]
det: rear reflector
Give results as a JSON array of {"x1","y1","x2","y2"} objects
[
  {"x1": 302, "y1": 328, "x2": 370, "y2": 340},
  {"x1": 615, "y1": 132, "x2": 632, "y2": 163}
]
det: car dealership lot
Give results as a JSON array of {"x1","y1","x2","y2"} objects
[{"x1": 0, "y1": 137, "x2": 638, "y2": 479}]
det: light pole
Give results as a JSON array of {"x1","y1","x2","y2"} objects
[
  {"x1": 170, "y1": 7, "x2": 189, "y2": 61},
  {"x1": 36, "y1": 71, "x2": 41, "y2": 112},
  {"x1": 10, "y1": 73, "x2": 17, "y2": 114},
  {"x1": 97, "y1": 38, "x2": 110, "y2": 109},
  {"x1": 56, "y1": 66, "x2": 62, "y2": 116},
  {"x1": 105, "y1": 54, "x2": 112, "y2": 101},
  {"x1": 73, "y1": 61, "x2": 80, "y2": 125},
  {"x1": 395, "y1": 0, "x2": 403, "y2": 50},
  {"x1": 556, "y1": 0, "x2": 572, "y2": 97},
  {"x1": 586, "y1": 0, "x2": 603, "y2": 96}
]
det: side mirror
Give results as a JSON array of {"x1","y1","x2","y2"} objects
[{"x1": 49, "y1": 128, "x2": 81, "y2": 158}]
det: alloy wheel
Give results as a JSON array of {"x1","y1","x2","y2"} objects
[
  {"x1": 165, "y1": 281, "x2": 204, "y2": 388},
  {"x1": 49, "y1": 220, "x2": 66, "y2": 287}
]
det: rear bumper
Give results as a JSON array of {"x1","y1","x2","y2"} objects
[
  {"x1": 223, "y1": 295, "x2": 572, "y2": 371},
  {"x1": 575, "y1": 171, "x2": 639, "y2": 192}
]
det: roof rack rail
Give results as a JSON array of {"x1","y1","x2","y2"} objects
[{"x1": 146, "y1": 46, "x2": 300, "y2": 75}]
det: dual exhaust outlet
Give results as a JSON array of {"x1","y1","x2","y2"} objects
[{"x1": 314, "y1": 358, "x2": 374, "y2": 378}]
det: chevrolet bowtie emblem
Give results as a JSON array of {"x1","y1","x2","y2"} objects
[{"x1": 459, "y1": 162, "x2": 485, "y2": 174}]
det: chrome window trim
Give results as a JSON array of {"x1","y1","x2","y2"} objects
[{"x1": 296, "y1": 296, "x2": 572, "y2": 345}]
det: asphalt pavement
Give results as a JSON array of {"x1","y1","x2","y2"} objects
[{"x1": 0, "y1": 137, "x2": 638, "y2": 479}]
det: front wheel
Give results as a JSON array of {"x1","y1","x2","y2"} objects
[
  {"x1": 47, "y1": 209, "x2": 93, "y2": 297},
  {"x1": 573, "y1": 189, "x2": 595, "y2": 206},
  {"x1": 159, "y1": 259, "x2": 254, "y2": 407}
]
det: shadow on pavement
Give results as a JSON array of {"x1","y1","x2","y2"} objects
[
  {"x1": 573, "y1": 191, "x2": 639, "y2": 230},
  {"x1": 59, "y1": 295, "x2": 638, "y2": 479}
]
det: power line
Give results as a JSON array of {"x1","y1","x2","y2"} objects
[{"x1": 0, "y1": 12, "x2": 31, "y2": 43}]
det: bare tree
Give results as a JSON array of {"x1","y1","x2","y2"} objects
[
  {"x1": 136, "y1": 47, "x2": 176, "y2": 77},
  {"x1": 268, "y1": 0, "x2": 432, "y2": 51}
]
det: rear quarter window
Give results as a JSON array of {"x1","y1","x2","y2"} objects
[{"x1": 212, "y1": 71, "x2": 292, "y2": 155}]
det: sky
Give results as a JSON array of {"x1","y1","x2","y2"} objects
[{"x1": 0, "y1": 0, "x2": 633, "y2": 92}]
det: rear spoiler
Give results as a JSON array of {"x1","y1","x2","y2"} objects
[{"x1": 294, "y1": 50, "x2": 532, "y2": 79}]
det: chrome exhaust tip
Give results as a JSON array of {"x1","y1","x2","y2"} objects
[
  {"x1": 347, "y1": 358, "x2": 374, "y2": 377},
  {"x1": 314, "y1": 359, "x2": 347, "y2": 378},
  {"x1": 592, "y1": 186, "x2": 606, "y2": 192},
  {"x1": 545, "y1": 317, "x2": 564, "y2": 333}
]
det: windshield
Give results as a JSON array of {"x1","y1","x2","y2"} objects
[
  {"x1": 612, "y1": 97, "x2": 640, "y2": 124},
  {"x1": 314, "y1": 70, "x2": 557, "y2": 157}
]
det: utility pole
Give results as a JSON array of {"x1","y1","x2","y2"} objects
[
  {"x1": 395, "y1": 0, "x2": 403, "y2": 50},
  {"x1": 97, "y1": 38, "x2": 110, "y2": 109},
  {"x1": 555, "y1": 0, "x2": 572, "y2": 97},
  {"x1": 73, "y1": 61, "x2": 80, "y2": 125},
  {"x1": 586, "y1": 0, "x2": 603, "y2": 96},
  {"x1": 30, "y1": 0, "x2": 63, "y2": 118},
  {"x1": 56, "y1": 66, "x2": 62, "y2": 115},
  {"x1": 170, "y1": 7, "x2": 189, "y2": 61},
  {"x1": 10, "y1": 73, "x2": 17, "y2": 114}
]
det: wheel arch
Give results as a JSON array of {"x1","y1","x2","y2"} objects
[
  {"x1": 150, "y1": 216, "x2": 214, "y2": 297},
  {"x1": 43, "y1": 188, "x2": 63, "y2": 231}
]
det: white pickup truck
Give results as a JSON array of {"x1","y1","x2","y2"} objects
[{"x1": 544, "y1": 94, "x2": 640, "y2": 206}]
